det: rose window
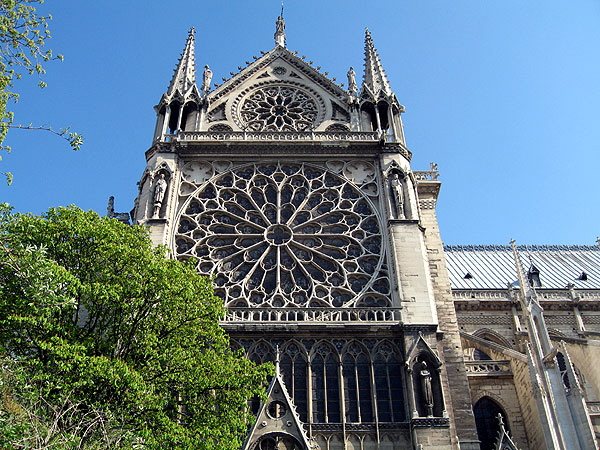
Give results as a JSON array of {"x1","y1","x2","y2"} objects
[
  {"x1": 238, "y1": 85, "x2": 319, "y2": 131},
  {"x1": 175, "y1": 162, "x2": 391, "y2": 308}
]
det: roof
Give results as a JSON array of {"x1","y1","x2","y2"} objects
[{"x1": 444, "y1": 245, "x2": 600, "y2": 290}]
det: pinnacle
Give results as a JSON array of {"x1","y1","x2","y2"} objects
[
  {"x1": 166, "y1": 29, "x2": 197, "y2": 98},
  {"x1": 361, "y1": 28, "x2": 392, "y2": 98}
]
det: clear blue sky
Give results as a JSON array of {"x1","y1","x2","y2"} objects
[{"x1": 1, "y1": 1, "x2": 599, "y2": 245}]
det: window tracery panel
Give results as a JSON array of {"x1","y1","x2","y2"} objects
[
  {"x1": 232, "y1": 82, "x2": 325, "y2": 131},
  {"x1": 343, "y1": 343, "x2": 373, "y2": 423},
  {"x1": 175, "y1": 162, "x2": 390, "y2": 308},
  {"x1": 281, "y1": 343, "x2": 309, "y2": 422},
  {"x1": 312, "y1": 344, "x2": 341, "y2": 423}
]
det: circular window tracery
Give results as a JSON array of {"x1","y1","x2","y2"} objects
[
  {"x1": 175, "y1": 163, "x2": 389, "y2": 308},
  {"x1": 234, "y1": 83, "x2": 323, "y2": 132}
]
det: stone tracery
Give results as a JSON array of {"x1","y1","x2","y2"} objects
[
  {"x1": 175, "y1": 162, "x2": 391, "y2": 308},
  {"x1": 233, "y1": 83, "x2": 324, "y2": 131}
]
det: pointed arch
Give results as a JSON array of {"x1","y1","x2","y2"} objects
[
  {"x1": 373, "y1": 340, "x2": 406, "y2": 423},
  {"x1": 310, "y1": 342, "x2": 341, "y2": 423},
  {"x1": 473, "y1": 396, "x2": 509, "y2": 450},
  {"x1": 280, "y1": 340, "x2": 309, "y2": 422},
  {"x1": 341, "y1": 341, "x2": 373, "y2": 422}
]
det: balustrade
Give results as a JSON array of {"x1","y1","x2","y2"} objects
[
  {"x1": 221, "y1": 307, "x2": 402, "y2": 324},
  {"x1": 465, "y1": 360, "x2": 512, "y2": 377},
  {"x1": 165, "y1": 130, "x2": 381, "y2": 143}
]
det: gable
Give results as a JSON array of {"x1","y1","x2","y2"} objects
[{"x1": 206, "y1": 48, "x2": 351, "y2": 132}]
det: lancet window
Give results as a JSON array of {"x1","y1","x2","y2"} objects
[
  {"x1": 280, "y1": 343, "x2": 309, "y2": 422},
  {"x1": 312, "y1": 344, "x2": 341, "y2": 423},
  {"x1": 237, "y1": 339, "x2": 407, "y2": 425}
]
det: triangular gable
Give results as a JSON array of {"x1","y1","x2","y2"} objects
[
  {"x1": 406, "y1": 331, "x2": 443, "y2": 367},
  {"x1": 210, "y1": 46, "x2": 347, "y2": 104},
  {"x1": 242, "y1": 364, "x2": 317, "y2": 450}
]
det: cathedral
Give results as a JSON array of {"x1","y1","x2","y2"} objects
[{"x1": 124, "y1": 16, "x2": 600, "y2": 450}]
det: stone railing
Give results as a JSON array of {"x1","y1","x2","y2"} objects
[
  {"x1": 165, "y1": 130, "x2": 380, "y2": 143},
  {"x1": 221, "y1": 307, "x2": 402, "y2": 324},
  {"x1": 465, "y1": 360, "x2": 512, "y2": 377},
  {"x1": 586, "y1": 401, "x2": 600, "y2": 417},
  {"x1": 453, "y1": 289, "x2": 600, "y2": 302},
  {"x1": 413, "y1": 170, "x2": 439, "y2": 181},
  {"x1": 452, "y1": 290, "x2": 510, "y2": 300}
]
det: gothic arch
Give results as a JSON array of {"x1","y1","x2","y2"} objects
[
  {"x1": 248, "y1": 340, "x2": 276, "y2": 364},
  {"x1": 372, "y1": 340, "x2": 406, "y2": 423},
  {"x1": 473, "y1": 396, "x2": 510, "y2": 450},
  {"x1": 310, "y1": 342, "x2": 341, "y2": 423},
  {"x1": 472, "y1": 328, "x2": 512, "y2": 348},
  {"x1": 280, "y1": 340, "x2": 309, "y2": 422},
  {"x1": 341, "y1": 341, "x2": 373, "y2": 422}
]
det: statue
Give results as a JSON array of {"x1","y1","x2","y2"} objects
[
  {"x1": 420, "y1": 361, "x2": 434, "y2": 417},
  {"x1": 275, "y1": 15, "x2": 285, "y2": 34},
  {"x1": 389, "y1": 172, "x2": 405, "y2": 219},
  {"x1": 347, "y1": 67, "x2": 358, "y2": 93},
  {"x1": 202, "y1": 65, "x2": 213, "y2": 92},
  {"x1": 274, "y1": 15, "x2": 286, "y2": 47},
  {"x1": 153, "y1": 174, "x2": 168, "y2": 218}
]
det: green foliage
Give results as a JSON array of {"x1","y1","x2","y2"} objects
[
  {"x1": 0, "y1": 206, "x2": 271, "y2": 449},
  {"x1": 0, "y1": 1, "x2": 83, "y2": 184}
]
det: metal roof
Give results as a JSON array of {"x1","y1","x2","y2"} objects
[{"x1": 443, "y1": 245, "x2": 600, "y2": 290}]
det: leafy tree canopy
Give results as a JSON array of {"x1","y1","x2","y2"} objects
[
  {"x1": 0, "y1": 206, "x2": 271, "y2": 449},
  {"x1": 0, "y1": 0, "x2": 83, "y2": 184}
]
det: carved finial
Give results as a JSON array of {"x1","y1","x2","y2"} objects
[
  {"x1": 275, "y1": 345, "x2": 281, "y2": 376},
  {"x1": 274, "y1": 5, "x2": 286, "y2": 48}
]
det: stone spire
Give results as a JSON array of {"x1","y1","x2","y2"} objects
[
  {"x1": 274, "y1": 5, "x2": 286, "y2": 48},
  {"x1": 166, "y1": 27, "x2": 197, "y2": 99},
  {"x1": 361, "y1": 28, "x2": 392, "y2": 98}
]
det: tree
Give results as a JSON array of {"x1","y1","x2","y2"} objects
[
  {"x1": 0, "y1": 206, "x2": 271, "y2": 449},
  {"x1": 0, "y1": 0, "x2": 83, "y2": 184}
]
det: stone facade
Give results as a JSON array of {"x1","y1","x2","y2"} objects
[{"x1": 129, "y1": 19, "x2": 600, "y2": 450}]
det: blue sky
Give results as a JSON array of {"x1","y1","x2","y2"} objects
[{"x1": 1, "y1": 1, "x2": 599, "y2": 245}]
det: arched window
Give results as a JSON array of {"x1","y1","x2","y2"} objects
[
  {"x1": 473, "y1": 397, "x2": 509, "y2": 450},
  {"x1": 342, "y1": 343, "x2": 373, "y2": 422},
  {"x1": 248, "y1": 341, "x2": 275, "y2": 415},
  {"x1": 280, "y1": 343, "x2": 308, "y2": 422},
  {"x1": 311, "y1": 344, "x2": 340, "y2": 423},
  {"x1": 374, "y1": 343, "x2": 405, "y2": 423}
]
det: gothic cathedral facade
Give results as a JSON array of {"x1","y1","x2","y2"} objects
[{"x1": 128, "y1": 18, "x2": 600, "y2": 450}]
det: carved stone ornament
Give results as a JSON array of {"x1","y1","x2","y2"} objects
[
  {"x1": 233, "y1": 82, "x2": 325, "y2": 132},
  {"x1": 174, "y1": 162, "x2": 392, "y2": 308},
  {"x1": 152, "y1": 174, "x2": 168, "y2": 218}
]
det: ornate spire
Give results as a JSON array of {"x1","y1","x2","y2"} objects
[
  {"x1": 361, "y1": 28, "x2": 392, "y2": 98},
  {"x1": 274, "y1": 5, "x2": 286, "y2": 48},
  {"x1": 166, "y1": 27, "x2": 197, "y2": 98}
]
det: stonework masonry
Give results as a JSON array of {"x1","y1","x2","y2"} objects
[{"x1": 126, "y1": 19, "x2": 600, "y2": 450}]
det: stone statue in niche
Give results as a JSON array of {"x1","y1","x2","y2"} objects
[
  {"x1": 152, "y1": 174, "x2": 168, "y2": 218},
  {"x1": 202, "y1": 65, "x2": 213, "y2": 92},
  {"x1": 347, "y1": 67, "x2": 358, "y2": 94},
  {"x1": 389, "y1": 171, "x2": 405, "y2": 219},
  {"x1": 420, "y1": 361, "x2": 434, "y2": 417}
]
